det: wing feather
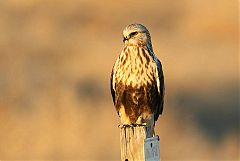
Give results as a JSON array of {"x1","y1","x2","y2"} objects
[
  {"x1": 110, "y1": 68, "x2": 116, "y2": 105},
  {"x1": 154, "y1": 57, "x2": 165, "y2": 121}
]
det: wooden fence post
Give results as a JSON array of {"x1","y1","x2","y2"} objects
[{"x1": 120, "y1": 125, "x2": 160, "y2": 161}]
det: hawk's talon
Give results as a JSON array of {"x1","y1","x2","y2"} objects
[
  {"x1": 134, "y1": 123, "x2": 147, "y2": 127},
  {"x1": 119, "y1": 123, "x2": 147, "y2": 128},
  {"x1": 118, "y1": 124, "x2": 132, "y2": 128}
]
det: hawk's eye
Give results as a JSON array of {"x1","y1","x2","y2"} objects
[{"x1": 129, "y1": 32, "x2": 138, "y2": 38}]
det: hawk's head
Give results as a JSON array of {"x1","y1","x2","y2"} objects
[{"x1": 123, "y1": 24, "x2": 152, "y2": 47}]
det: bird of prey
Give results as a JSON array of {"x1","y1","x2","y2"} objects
[{"x1": 110, "y1": 24, "x2": 164, "y2": 134}]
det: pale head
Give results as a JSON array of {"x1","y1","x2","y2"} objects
[{"x1": 123, "y1": 24, "x2": 152, "y2": 47}]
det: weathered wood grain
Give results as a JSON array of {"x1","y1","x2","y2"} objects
[{"x1": 120, "y1": 125, "x2": 153, "y2": 161}]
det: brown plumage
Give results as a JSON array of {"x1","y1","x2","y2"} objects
[{"x1": 110, "y1": 24, "x2": 164, "y2": 132}]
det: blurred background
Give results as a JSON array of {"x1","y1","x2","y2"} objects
[{"x1": 0, "y1": 0, "x2": 238, "y2": 160}]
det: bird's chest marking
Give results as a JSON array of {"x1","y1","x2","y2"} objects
[{"x1": 114, "y1": 46, "x2": 156, "y2": 87}]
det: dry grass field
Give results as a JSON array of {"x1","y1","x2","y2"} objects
[{"x1": 0, "y1": 0, "x2": 238, "y2": 160}]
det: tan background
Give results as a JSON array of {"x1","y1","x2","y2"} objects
[{"x1": 0, "y1": 0, "x2": 239, "y2": 160}]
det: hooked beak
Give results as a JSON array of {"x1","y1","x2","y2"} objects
[{"x1": 123, "y1": 35, "x2": 129, "y2": 42}]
